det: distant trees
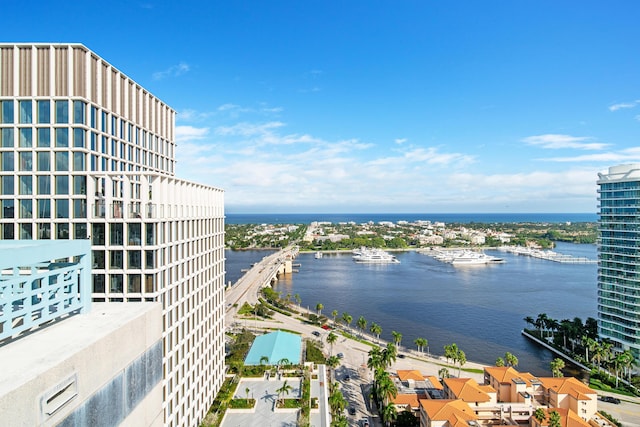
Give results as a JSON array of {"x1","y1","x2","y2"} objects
[
  {"x1": 370, "y1": 322, "x2": 382, "y2": 343},
  {"x1": 414, "y1": 337, "x2": 428, "y2": 354},
  {"x1": 550, "y1": 358, "x2": 565, "y2": 377},
  {"x1": 444, "y1": 343, "x2": 466, "y2": 376},
  {"x1": 392, "y1": 331, "x2": 403, "y2": 347}
]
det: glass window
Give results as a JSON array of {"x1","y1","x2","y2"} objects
[
  {"x1": 72, "y1": 175, "x2": 86, "y2": 195},
  {"x1": 128, "y1": 250, "x2": 142, "y2": 269},
  {"x1": 73, "y1": 128, "x2": 85, "y2": 147},
  {"x1": 110, "y1": 250, "x2": 123, "y2": 268},
  {"x1": 110, "y1": 223, "x2": 124, "y2": 245},
  {"x1": 19, "y1": 152, "x2": 32, "y2": 171},
  {"x1": 55, "y1": 128, "x2": 68, "y2": 147},
  {"x1": 55, "y1": 199, "x2": 69, "y2": 218},
  {"x1": 1, "y1": 128, "x2": 14, "y2": 147},
  {"x1": 128, "y1": 223, "x2": 141, "y2": 245},
  {"x1": 74, "y1": 223, "x2": 87, "y2": 239},
  {"x1": 37, "y1": 175, "x2": 50, "y2": 194},
  {"x1": 37, "y1": 100, "x2": 50, "y2": 124},
  {"x1": 101, "y1": 111, "x2": 108, "y2": 132},
  {"x1": 1, "y1": 200, "x2": 14, "y2": 218},
  {"x1": 55, "y1": 152, "x2": 69, "y2": 171},
  {"x1": 55, "y1": 100, "x2": 69, "y2": 123},
  {"x1": 111, "y1": 116, "x2": 117, "y2": 136},
  {"x1": 19, "y1": 223, "x2": 32, "y2": 240},
  {"x1": 56, "y1": 223, "x2": 69, "y2": 239},
  {"x1": 92, "y1": 223, "x2": 105, "y2": 245},
  {"x1": 110, "y1": 274, "x2": 123, "y2": 293},
  {"x1": 19, "y1": 101, "x2": 32, "y2": 124},
  {"x1": 37, "y1": 128, "x2": 50, "y2": 147},
  {"x1": 73, "y1": 100, "x2": 85, "y2": 124},
  {"x1": 1, "y1": 100, "x2": 14, "y2": 123},
  {"x1": 19, "y1": 176, "x2": 32, "y2": 195},
  {"x1": 128, "y1": 275, "x2": 141, "y2": 293},
  {"x1": 37, "y1": 199, "x2": 51, "y2": 218},
  {"x1": 19, "y1": 200, "x2": 32, "y2": 218},
  {"x1": 73, "y1": 151, "x2": 84, "y2": 171},
  {"x1": 145, "y1": 250, "x2": 155, "y2": 268},
  {"x1": 92, "y1": 250, "x2": 105, "y2": 268},
  {"x1": 36, "y1": 223, "x2": 49, "y2": 239},
  {"x1": 37, "y1": 152, "x2": 50, "y2": 171},
  {"x1": 1, "y1": 176, "x2": 14, "y2": 195},
  {"x1": 0, "y1": 151, "x2": 14, "y2": 171},
  {"x1": 55, "y1": 175, "x2": 69, "y2": 195},
  {"x1": 19, "y1": 128, "x2": 32, "y2": 147},
  {"x1": 73, "y1": 199, "x2": 86, "y2": 218},
  {"x1": 93, "y1": 274, "x2": 105, "y2": 293},
  {"x1": 2, "y1": 223, "x2": 14, "y2": 240}
]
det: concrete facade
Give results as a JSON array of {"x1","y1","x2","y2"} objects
[{"x1": 0, "y1": 302, "x2": 163, "y2": 426}]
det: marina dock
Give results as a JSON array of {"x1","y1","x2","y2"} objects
[{"x1": 499, "y1": 246, "x2": 597, "y2": 264}]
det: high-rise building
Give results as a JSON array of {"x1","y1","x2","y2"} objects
[
  {"x1": 0, "y1": 43, "x2": 225, "y2": 426},
  {"x1": 597, "y1": 163, "x2": 640, "y2": 360}
]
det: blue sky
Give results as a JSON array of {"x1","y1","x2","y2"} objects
[{"x1": 6, "y1": 1, "x2": 640, "y2": 213}]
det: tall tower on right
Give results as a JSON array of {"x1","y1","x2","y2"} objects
[{"x1": 597, "y1": 163, "x2": 640, "y2": 360}]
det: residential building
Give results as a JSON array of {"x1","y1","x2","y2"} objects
[
  {"x1": 419, "y1": 399, "x2": 479, "y2": 427},
  {"x1": 597, "y1": 164, "x2": 640, "y2": 360},
  {"x1": 0, "y1": 43, "x2": 225, "y2": 427}
]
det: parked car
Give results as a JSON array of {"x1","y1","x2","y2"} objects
[
  {"x1": 337, "y1": 352, "x2": 344, "y2": 359},
  {"x1": 360, "y1": 418, "x2": 370, "y2": 427},
  {"x1": 348, "y1": 406, "x2": 356, "y2": 415},
  {"x1": 344, "y1": 374, "x2": 350, "y2": 381},
  {"x1": 601, "y1": 396, "x2": 621, "y2": 404},
  {"x1": 312, "y1": 331, "x2": 320, "y2": 337}
]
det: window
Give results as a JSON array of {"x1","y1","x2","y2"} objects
[
  {"x1": 55, "y1": 152, "x2": 69, "y2": 171},
  {"x1": 73, "y1": 199, "x2": 86, "y2": 218},
  {"x1": 0, "y1": 128, "x2": 14, "y2": 147},
  {"x1": 73, "y1": 100, "x2": 85, "y2": 124},
  {"x1": 37, "y1": 100, "x2": 50, "y2": 124},
  {"x1": 37, "y1": 152, "x2": 50, "y2": 171},
  {"x1": 55, "y1": 128, "x2": 69, "y2": 147},
  {"x1": 128, "y1": 250, "x2": 142, "y2": 269},
  {"x1": 2, "y1": 223, "x2": 14, "y2": 240},
  {"x1": 92, "y1": 250, "x2": 105, "y2": 269},
  {"x1": 55, "y1": 199, "x2": 69, "y2": 218},
  {"x1": 1, "y1": 100, "x2": 14, "y2": 123},
  {"x1": 37, "y1": 224, "x2": 49, "y2": 239},
  {"x1": 19, "y1": 128, "x2": 32, "y2": 147},
  {"x1": 19, "y1": 223, "x2": 32, "y2": 239},
  {"x1": 1, "y1": 176, "x2": 14, "y2": 195},
  {"x1": 110, "y1": 223, "x2": 124, "y2": 245},
  {"x1": 19, "y1": 176, "x2": 32, "y2": 195},
  {"x1": 55, "y1": 100, "x2": 69, "y2": 123},
  {"x1": 0, "y1": 151, "x2": 13, "y2": 171},
  {"x1": 19, "y1": 151, "x2": 33, "y2": 171},
  {"x1": 56, "y1": 223, "x2": 69, "y2": 239},
  {"x1": 1, "y1": 200, "x2": 14, "y2": 218},
  {"x1": 128, "y1": 223, "x2": 141, "y2": 245},
  {"x1": 110, "y1": 250, "x2": 123, "y2": 268},
  {"x1": 110, "y1": 274, "x2": 123, "y2": 293},
  {"x1": 93, "y1": 274, "x2": 105, "y2": 293},
  {"x1": 128, "y1": 275, "x2": 141, "y2": 293},
  {"x1": 72, "y1": 175, "x2": 86, "y2": 195},
  {"x1": 145, "y1": 250, "x2": 155, "y2": 268},
  {"x1": 19, "y1": 199, "x2": 32, "y2": 218},
  {"x1": 37, "y1": 128, "x2": 50, "y2": 147},
  {"x1": 19, "y1": 100, "x2": 32, "y2": 124},
  {"x1": 73, "y1": 128, "x2": 85, "y2": 147},
  {"x1": 72, "y1": 152, "x2": 84, "y2": 171},
  {"x1": 92, "y1": 223, "x2": 105, "y2": 245},
  {"x1": 37, "y1": 199, "x2": 51, "y2": 218},
  {"x1": 74, "y1": 223, "x2": 87, "y2": 239}
]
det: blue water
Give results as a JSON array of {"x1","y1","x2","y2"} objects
[
  {"x1": 226, "y1": 212, "x2": 597, "y2": 225},
  {"x1": 229, "y1": 242, "x2": 598, "y2": 376}
]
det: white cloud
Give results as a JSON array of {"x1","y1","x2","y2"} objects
[
  {"x1": 175, "y1": 125, "x2": 209, "y2": 143},
  {"x1": 609, "y1": 100, "x2": 640, "y2": 111},
  {"x1": 395, "y1": 138, "x2": 407, "y2": 145},
  {"x1": 152, "y1": 62, "x2": 190, "y2": 80},
  {"x1": 522, "y1": 134, "x2": 610, "y2": 150},
  {"x1": 541, "y1": 147, "x2": 640, "y2": 163}
]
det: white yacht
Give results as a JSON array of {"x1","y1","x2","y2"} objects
[
  {"x1": 449, "y1": 250, "x2": 504, "y2": 265},
  {"x1": 314, "y1": 251, "x2": 323, "y2": 259},
  {"x1": 352, "y1": 247, "x2": 400, "y2": 264}
]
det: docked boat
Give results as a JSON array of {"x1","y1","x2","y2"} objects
[
  {"x1": 314, "y1": 251, "x2": 323, "y2": 259},
  {"x1": 432, "y1": 250, "x2": 504, "y2": 265},
  {"x1": 352, "y1": 247, "x2": 400, "y2": 264}
]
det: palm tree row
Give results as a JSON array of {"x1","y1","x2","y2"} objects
[
  {"x1": 367, "y1": 343, "x2": 399, "y2": 426},
  {"x1": 443, "y1": 343, "x2": 467, "y2": 377}
]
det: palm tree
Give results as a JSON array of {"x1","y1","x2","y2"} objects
[
  {"x1": 294, "y1": 293, "x2": 301, "y2": 308},
  {"x1": 495, "y1": 357, "x2": 505, "y2": 367},
  {"x1": 456, "y1": 349, "x2": 466, "y2": 377},
  {"x1": 376, "y1": 371, "x2": 398, "y2": 406},
  {"x1": 582, "y1": 336, "x2": 597, "y2": 364},
  {"x1": 504, "y1": 352, "x2": 518, "y2": 367},
  {"x1": 326, "y1": 355, "x2": 340, "y2": 382},
  {"x1": 357, "y1": 316, "x2": 367, "y2": 337},
  {"x1": 342, "y1": 312, "x2": 353, "y2": 331},
  {"x1": 382, "y1": 342, "x2": 397, "y2": 368},
  {"x1": 245, "y1": 387, "x2": 250, "y2": 401},
  {"x1": 332, "y1": 309, "x2": 338, "y2": 325},
  {"x1": 550, "y1": 358, "x2": 565, "y2": 377},
  {"x1": 367, "y1": 347, "x2": 383, "y2": 372},
  {"x1": 326, "y1": 332, "x2": 338, "y2": 356},
  {"x1": 443, "y1": 343, "x2": 458, "y2": 365},
  {"x1": 277, "y1": 358, "x2": 290, "y2": 370},
  {"x1": 316, "y1": 303, "x2": 323, "y2": 317},
  {"x1": 438, "y1": 367, "x2": 449, "y2": 380},
  {"x1": 382, "y1": 402, "x2": 398, "y2": 427},
  {"x1": 259, "y1": 355, "x2": 270, "y2": 366},
  {"x1": 533, "y1": 408, "x2": 546, "y2": 424},
  {"x1": 523, "y1": 315, "x2": 535, "y2": 329},
  {"x1": 549, "y1": 410, "x2": 561, "y2": 427},
  {"x1": 414, "y1": 337, "x2": 428, "y2": 354},
  {"x1": 328, "y1": 384, "x2": 347, "y2": 416},
  {"x1": 392, "y1": 331, "x2": 403, "y2": 348},
  {"x1": 276, "y1": 380, "x2": 293, "y2": 406},
  {"x1": 370, "y1": 322, "x2": 382, "y2": 343},
  {"x1": 535, "y1": 313, "x2": 549, "y2": 337}
]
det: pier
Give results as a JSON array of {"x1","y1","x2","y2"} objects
[{"x1": 499, "y1": 246, "x2": 597, "y2": 264}]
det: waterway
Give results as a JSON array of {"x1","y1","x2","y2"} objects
[{"x1": 226, "y1": 242, "x2": 597, "y2": 376}]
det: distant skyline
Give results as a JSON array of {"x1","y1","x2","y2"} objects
[{"x1": 5, "y1": 1, "x2": 640, "y2": 213}]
